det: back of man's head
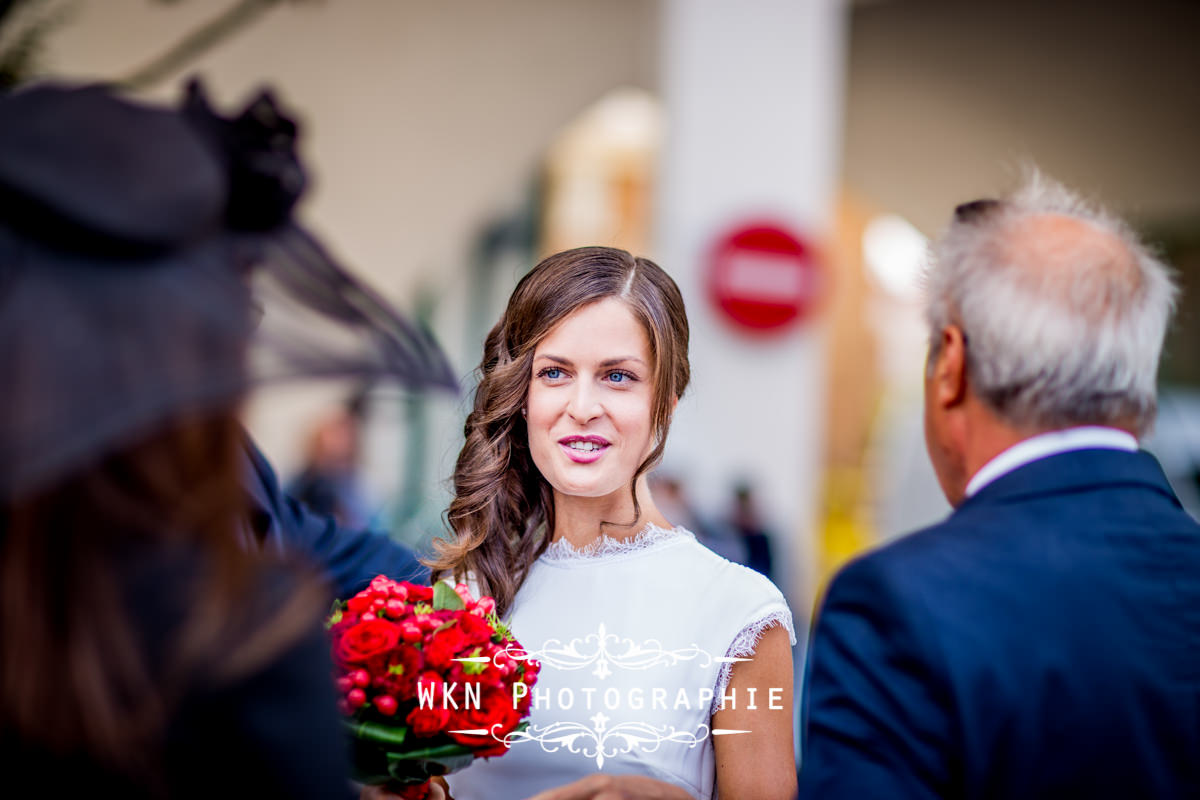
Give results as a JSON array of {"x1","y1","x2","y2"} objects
[{"x1": 924, "y1": 170, "x2": 1177, "y2": 437}]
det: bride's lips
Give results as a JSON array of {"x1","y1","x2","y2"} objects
[{"x1": 558, "y1": 435, "x2": 611, "y2": 464}]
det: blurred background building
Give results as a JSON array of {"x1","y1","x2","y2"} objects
[{"x1": 8, "y1": 0, "x2": 1200, "y2": 727}]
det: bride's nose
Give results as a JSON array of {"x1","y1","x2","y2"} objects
[{"x1": 565, "y1": 381, "x2": 603, "y2": 423}]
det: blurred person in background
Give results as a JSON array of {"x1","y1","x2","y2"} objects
[
  {"x1": 288, "y1": 395, "x2": 374, "y2": 530},
  {"x1": 0, "y1": 81, "x2": 454, "y2": 797},
  {"x1": 242, "y1": 426, "x2": 430, "y2": 600},
  {"x1": 727, "y1": 481, "x2": 773, "y2": 581},
  {"x1": 650, "y1": 471, "x2": 747, "y2": 565},
  {"x1": 429, "y1": 247, "x2": 797, "y2": 800},
  {"x1": 798, "y1": 172, "x2": 1199, "y2": 798}
]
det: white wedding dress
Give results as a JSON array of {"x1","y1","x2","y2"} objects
[{"x1": 447, "y1": 524, "x2": 795, "y2": 800}]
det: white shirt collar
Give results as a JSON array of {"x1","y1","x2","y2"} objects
[{"x1": 964, "y1": 426, "x2": 1139, "y2": 498}]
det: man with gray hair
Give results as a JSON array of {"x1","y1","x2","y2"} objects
[{"x1": 797, "y1": 173, "x2": 1200, "y2": 798}]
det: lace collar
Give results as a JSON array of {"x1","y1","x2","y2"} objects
[{"x1": 539, "y1": 522, "x2": 693, "y2": 565}]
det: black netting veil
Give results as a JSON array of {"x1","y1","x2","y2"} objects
[{"x1": 0, "y1": 81, "x2": 459, "y2": 500}]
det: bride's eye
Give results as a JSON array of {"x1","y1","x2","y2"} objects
[
  {"x1": 606, "y1": 370, "x2": 636, "y2": 384},
  {"x1": 537, "y1": 367, "x2": 564, "y2": 380}
]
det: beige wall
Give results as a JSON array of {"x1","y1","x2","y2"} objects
[
  {"x1": 843, "y1": 0, "x2": 1200, "y2": 235},
  {"x1": 44, "y1": 0, "x2": 658, "y2": 481}
]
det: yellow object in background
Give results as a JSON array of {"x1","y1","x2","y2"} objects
[{"x1": 814, "y1": 466, "x2": 877, "y2": 610}]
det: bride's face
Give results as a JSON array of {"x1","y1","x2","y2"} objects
[{"x1": 527, "y1": 297, "x2": 655, "y2": 503}]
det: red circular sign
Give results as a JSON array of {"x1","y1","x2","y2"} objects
[{"x1": 707, "y1": 223, "x2": 819, "y2": 333}]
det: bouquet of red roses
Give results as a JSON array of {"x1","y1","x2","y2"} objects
[{"x1": 327, "y1": 575, "x2": 539, "y2": 798}]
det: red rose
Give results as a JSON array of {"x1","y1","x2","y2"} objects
[
  {"x1": 376, "y1": 643, "x2": 423, "y2": 698},
  {"x1": 406, "y1": 703, "x2": 450, "y2": 737},
  {"x1": 407, "y1": 584, "x2": 433, "y2": 603},
  {"x1": 451, "y1": 685, "x2": 521, "y2": 756},
  {"x1": 335, "y1": 618, "x2": 402, "y2": 666},
  {"x1": 423, "y1": 625, "x2": 469, "y2": 669},
  {"x1": 456, "y1": 611, "x2": 494, "y2": 646}
]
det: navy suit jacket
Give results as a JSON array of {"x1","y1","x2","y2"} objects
[
  {"x1": 799, "y1": 448, "x2": 1200, "y2": 799},
  {"x1": 240, "y1": 437, "x2": 430, "y2": 599}
]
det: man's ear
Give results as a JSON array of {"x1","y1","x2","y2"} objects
[{"x1": 930, "y1": 325, "x2": 968, "y2": 409}]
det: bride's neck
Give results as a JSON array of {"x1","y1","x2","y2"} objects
[{"x1": 549, "y1": 477, "x2": 671, "y2": 549}]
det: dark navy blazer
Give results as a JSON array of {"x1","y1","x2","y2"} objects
[
  {"x1": 240, "y1": 437, "x2": 430, "y2": 599},
  {"x1": 798, "y1": 448, "x2": 1200, "y2": 799}
]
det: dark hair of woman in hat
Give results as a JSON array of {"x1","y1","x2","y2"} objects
[{"x1": 0, "y1": 411, "x2": 345, "y2": 796}]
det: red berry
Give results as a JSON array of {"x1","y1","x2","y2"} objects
[
  {"x1": 476, "y1": 597, "x2": 496, "y2": 615},
  {"x1": 337, "y1": 699, "x2": 352, "y2": 715},
  {"x1": 336, "y1": 676, "x2": 354, "y2": 693},
  {"x1": 375, "y1": 695, "x2": 398, "y2": 716},
  {"x1": 400, "y1": 622, "x2": 422, "y2": 643},
  {"x1": 391, "y1": 584, "x2": 409, "y2": 601},
  {"x1": 361, "y1": 612, "x2": 377, "y2": 622},
  {"x1": 386, "y1": 599, "x2": 406, "y2": 615},
  {"x1": 352, "y1": 669, "x2": 371, "y2": 688},
  {"x1": 347, "y1": 688, "x2": 366, "y2": 708}
]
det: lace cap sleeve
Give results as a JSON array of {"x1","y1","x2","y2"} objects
[{"x1": 711, "y1": 606, "x2": 796, "y2": 715}]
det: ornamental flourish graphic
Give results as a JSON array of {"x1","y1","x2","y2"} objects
[
  {"x1": 449, "y1": 716, "x2": 756, "y2": 769},
  {"x1": 502, "y1": 714, "x2": 708, "y2": 769},
  {"x1": 491, "y1": 622, "x2": 752, "y2": 679}
]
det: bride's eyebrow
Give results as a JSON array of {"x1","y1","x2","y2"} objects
[
  {"x1": 534, "y1": 355, "x2": 646, "y2": 368},
  {"x1": 599, "y1": 357, "x2": 646, "y2": 368}
]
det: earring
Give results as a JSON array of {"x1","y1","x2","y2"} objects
[{"x1": 521, "y1": 407, "x2": 527, "y2": 417}]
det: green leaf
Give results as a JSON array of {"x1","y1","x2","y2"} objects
[
  {"x1": 344, "y1": 718, "x2": 408, "y2": 748},
  {"x1": 432, "y1": 580, "x2": 466, "y2": 611},
  {"x1": 388, "y1": 741, "x2": 476, "y2": 762}
]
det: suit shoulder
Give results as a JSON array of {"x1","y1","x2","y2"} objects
[{"x1": 822, "y1": 515, "x2": 979, "y2": 614}]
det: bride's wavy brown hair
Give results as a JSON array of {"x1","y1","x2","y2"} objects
[{"x1": 428, "y1": 246, "x2": 690, "y2": 616}]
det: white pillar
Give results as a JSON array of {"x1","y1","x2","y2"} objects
[{"x1": 656, "y1": 0, "x2": 847, "y2": 613}]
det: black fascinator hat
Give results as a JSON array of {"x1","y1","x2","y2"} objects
[{"x1": 0, "y1": 80, "x2": 458, "y2": 500}]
